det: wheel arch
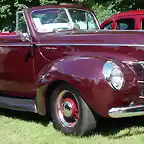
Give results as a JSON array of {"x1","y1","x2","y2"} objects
[{"x1": 45, "y1": 80, "x2": 68, "y2": 116}]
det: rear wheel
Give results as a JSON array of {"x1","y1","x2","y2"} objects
[{"x1": 50, "y1": 84, "x2": 97, "y2": 136}]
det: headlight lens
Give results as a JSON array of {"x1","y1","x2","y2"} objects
[{"x1": 103, "y1": 61, "x2": 124, "y2": 90}]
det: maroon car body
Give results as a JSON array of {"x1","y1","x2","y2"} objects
[
  {"x1": 101, "y1": 10, "x2": 144, "y2": 30},
  {"x1": 0, "y1": 4, "x2": 144, "y2": 136}
]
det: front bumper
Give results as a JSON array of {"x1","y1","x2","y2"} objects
[{"x1": 109, "y1": 105, "x2": 144, "y2": 118}]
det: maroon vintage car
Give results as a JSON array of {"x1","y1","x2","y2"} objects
[
  {"x1": 100, "y1": 10, "x2": 144, "y2": 30},
  {"x1": 0, "y1": 3, "x2": 144, "y2": 136}
]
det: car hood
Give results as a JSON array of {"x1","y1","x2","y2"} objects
[{"x1": 37, "y1": 30, "x2": 144, "y2": 62}]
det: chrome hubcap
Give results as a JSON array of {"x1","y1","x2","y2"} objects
[
  {"x1": 56, "y1": 90, "x2": 80, "y2": 128},
  {"x1": 63, "y1": 101, "x2": 72, "y2": 117}
]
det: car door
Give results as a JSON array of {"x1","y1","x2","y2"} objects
[
  {"x1": 0, "y1": 12, "x2": 36, "y2": 98},
  {"x1": 0, "y1": 35, "x2": 9, "y2": 92},
  {"x1": 0, "y1": 35, "x2": 36, "y2": 98}
]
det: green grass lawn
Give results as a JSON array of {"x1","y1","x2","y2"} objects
[{"x1": 0, "y1": 108, "x2": 144, "y2": 144}]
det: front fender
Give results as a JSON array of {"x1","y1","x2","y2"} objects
[{"x1": 36, "y1": 55, "x2": 137, "y2": 117}]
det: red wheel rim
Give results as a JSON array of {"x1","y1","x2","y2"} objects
[{"x1": 56, "y1": 90, "x2": 80, "y2": 128}]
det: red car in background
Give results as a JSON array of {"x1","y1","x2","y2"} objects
[{"x1": 100, "y1": 10, "x2": 144, "y2": 30}]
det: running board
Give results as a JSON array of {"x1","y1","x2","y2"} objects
[{"x1": 0, "y1": 96, "x2": 37, "y2": 113}]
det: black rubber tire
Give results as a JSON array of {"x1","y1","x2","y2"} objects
[{"x1": 50, "y1": 84, "x2": 97, "y2": 136}]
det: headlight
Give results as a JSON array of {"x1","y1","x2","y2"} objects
[{"x1": 103, "y1": 61, "x2": 124, "y2": 90}]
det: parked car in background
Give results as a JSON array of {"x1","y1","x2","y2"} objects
[
  {"x1": 1, "y1": 4, "x2": 144, "y2": 137},
  {"x1": 100, "y1": 10, "x2": 144, "y2": 30}
]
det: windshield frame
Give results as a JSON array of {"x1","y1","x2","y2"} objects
[{"x1": 30, "y1": 7, "x2": 100, "y2": 34}]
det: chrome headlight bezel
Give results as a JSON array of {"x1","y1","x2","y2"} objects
[{"x1": 103, "y1": 61, "x2": 125, "y2": 90}]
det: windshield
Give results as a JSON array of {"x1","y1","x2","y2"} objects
[
  {"x1": 31, "y1": 8, "x2": 99, "y2": 33},
  {"x1": 68, "y1": 9, "x2": 99, "y2": 30}
]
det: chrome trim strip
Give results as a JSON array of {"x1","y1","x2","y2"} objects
[
  {"x1": 65, "y1": 8, "x2": 73, "y2": 25},
  {"x1": 1, "y1": 43, "x2": 144, "y2": 47},
  {"x1": 138, "y1": 81, "x2": 144, "y2": 84},
  {"x1": 100, "y1": 29, "x2": 144, "y2": 32},
  {"x1": 123, "y1": 61, "x2": 144, "y2": 65},
  {"x1": 0, "y1": 44, "x2": 30, "y2": 47},
  {"x1": 109, "y1": 105, "x2": 144, "y2": 118},
  {"x1": 38, "y1": 43, "x2": 144, "y2": 47},
  {"x1": 140, "y1": 96, "x2": 144, "y2": 99}
]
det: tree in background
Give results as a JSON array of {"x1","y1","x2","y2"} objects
[
  {"x1": 112, "y1": 0, "x2": 144, "y2": 11},
  {"x1": 0, "y1": 0, "x2": 144, "y2": 31},
  {"x1": 0, "y1": 0, "x2": 40, "y2": 31}
]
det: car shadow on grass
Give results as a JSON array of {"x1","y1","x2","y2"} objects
[
  {"x1": 0, "y1": 107, "x2": 50, "y2": 127},
  {"x1": 1, "y1": 107, "x2": 144, "y2": 139},
  {"x1": 94, "y1": 116, "x2": 144, "y2": 139}
]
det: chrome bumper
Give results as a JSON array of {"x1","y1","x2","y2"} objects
[{"x1": 109, "y1": 105, "x2": 144, "y2": 118}]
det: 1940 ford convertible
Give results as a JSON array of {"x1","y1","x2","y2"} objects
[{"x1": 1, "y1": 3, "x2": 144, "y2": 136}]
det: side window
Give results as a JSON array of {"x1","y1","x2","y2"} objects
[
  {"x1": 116, "y1": 18, "x2": 135, "y2": 30},
  {"x1": 16, "y1": 11, "x2": 28, "y2": 34},
  {"x1": 102, "y1": 21, "x2": 113, "y2": 30},
  {"x1": 141, "y1": 19, "x2": 144, "y2": 30},
  {"x1": 68, "y1": 9, "x2": 99, "y2": 30}
]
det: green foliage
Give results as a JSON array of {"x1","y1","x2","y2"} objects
[
  {"x1": 0, "y1": 0, "x2": 40, "y2": 31},
  {"x1": 91, "y1": 3, "x2": 116, "y2": 23},
  {"x1": 1, "y1": 0, "x2": 144, "y2": 32},
  {"x1": 112, "y1": 0, "x2": 144, "y2": 11},
  {"x1": 40, "y1": 0, "x2": 58, "y2": 5}
]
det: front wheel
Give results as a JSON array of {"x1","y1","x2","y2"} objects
[{"x1": 50, "y1": 84, "x2": 98, "y2": 136}]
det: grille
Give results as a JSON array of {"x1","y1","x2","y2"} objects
[{"x1": 132, "y1": 63, "x2": 144, "y2": 97}]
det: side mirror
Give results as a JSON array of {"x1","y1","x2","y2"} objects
[{"x1": 21, "y1": 33, "x2": 31, "y2": 42}]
